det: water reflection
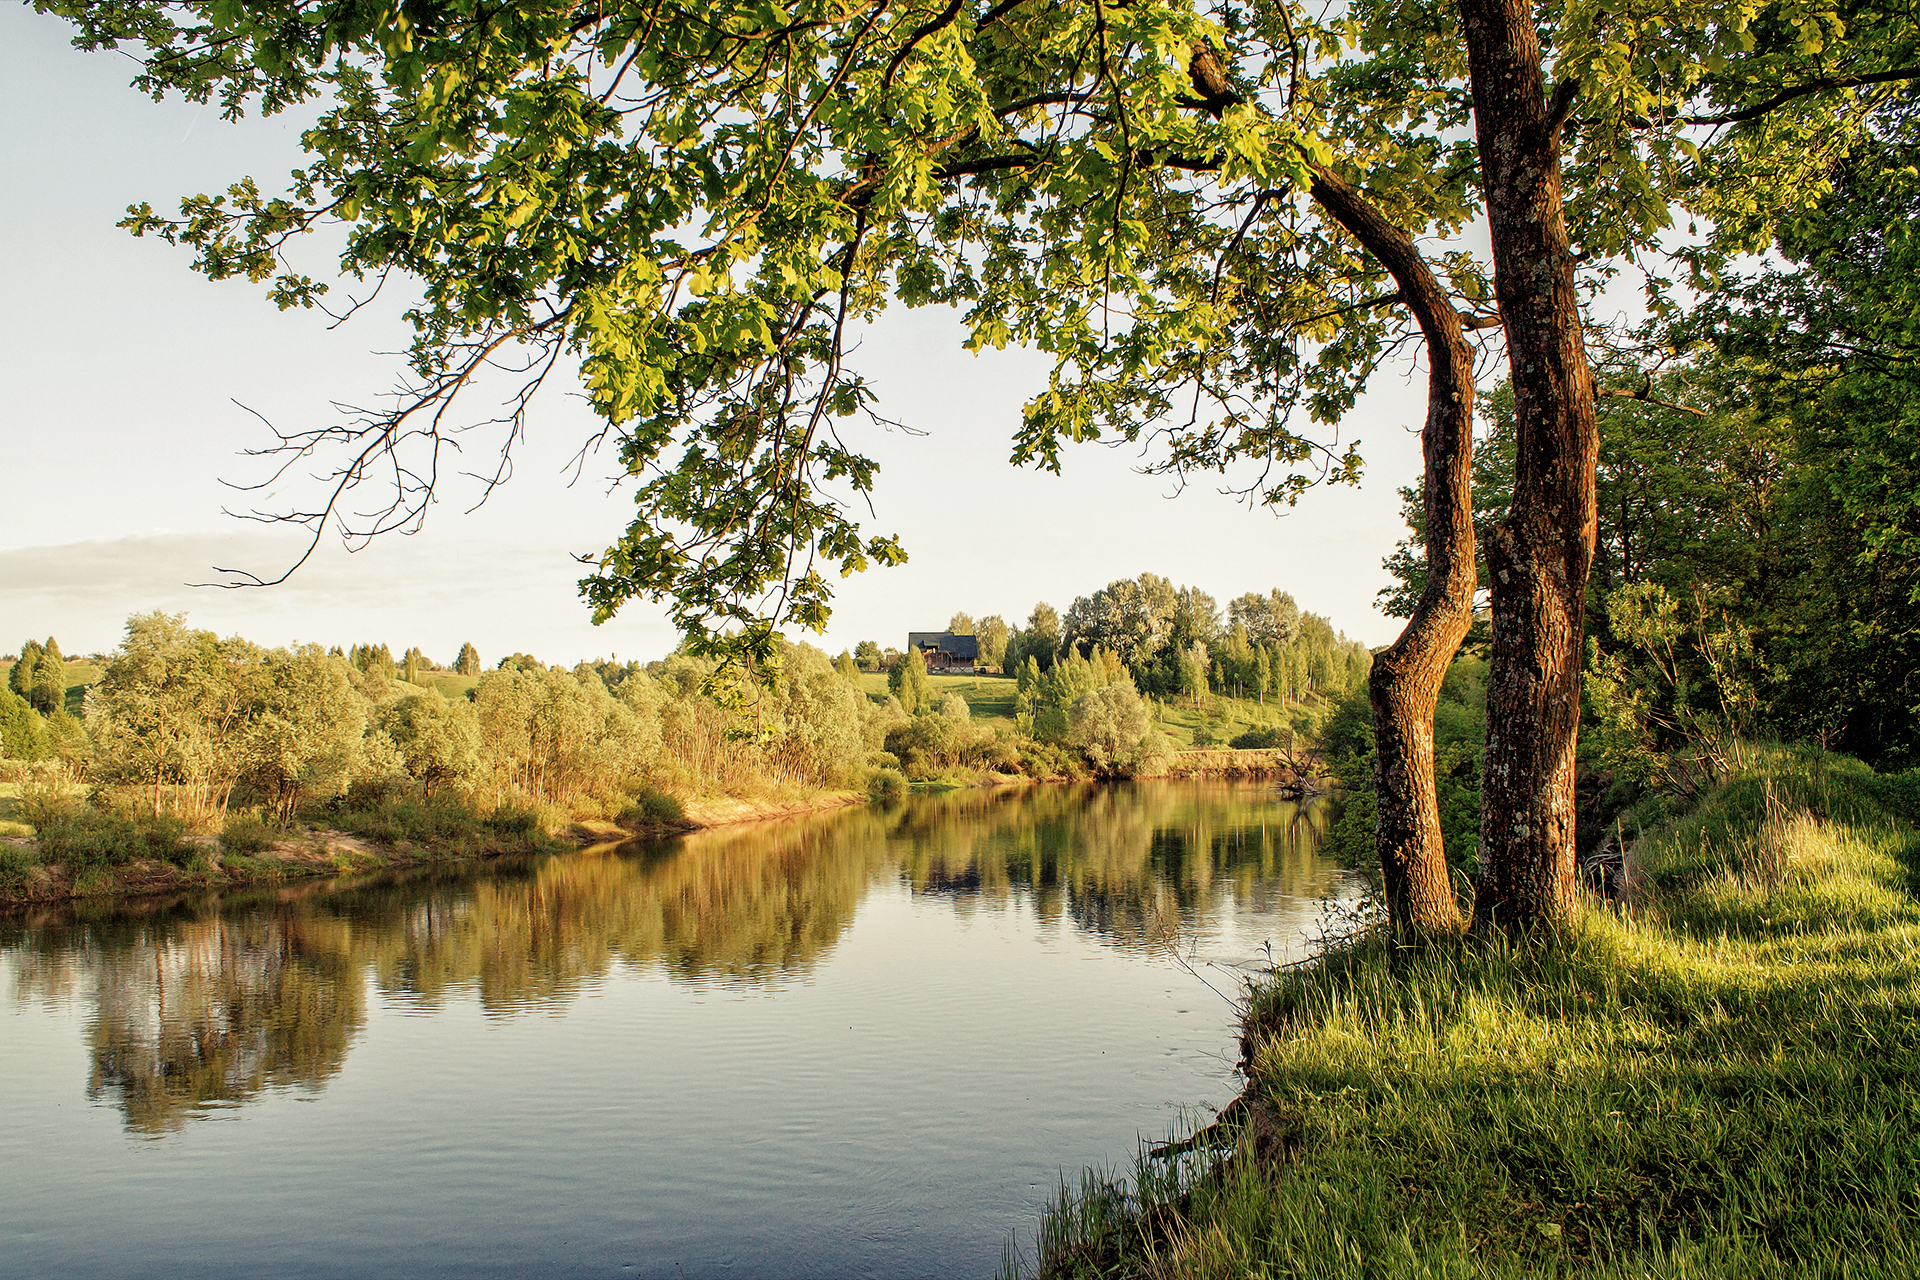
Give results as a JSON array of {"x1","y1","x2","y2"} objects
[{"x1": 3, "y1": 781, "x2": 1337, "y2": 1135}]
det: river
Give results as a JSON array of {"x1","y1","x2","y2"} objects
[{"x1": 0, "y1": 779, "x2": 1353, "y2": 1280}]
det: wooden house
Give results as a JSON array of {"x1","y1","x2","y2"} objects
[{"x1": 907, "y1": 631, "x2": 979, "y2": 671}]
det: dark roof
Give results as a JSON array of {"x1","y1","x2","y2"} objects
[{"x1": 908, "y1": 631, "x2": 979, "y2": 659}]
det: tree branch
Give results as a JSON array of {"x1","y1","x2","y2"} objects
[{"x1": 1685, "y1": 64, "x2": 1920, "y2": 126}]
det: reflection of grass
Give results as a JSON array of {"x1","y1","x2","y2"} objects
[{"x1": 1023, "y1": 745, "x2": 1920, "y2": 1279}]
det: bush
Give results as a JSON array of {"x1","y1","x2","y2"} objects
[
  {"x1": 620, "y1": 788, "x2": 687, "y2": 829},
  {"x1": 866, "y1": 766, "x2": 908, "y2": 801},
  {"x1": 0, "y1": 845, "x2": 40, "y2": 893},
  {"x1": 484, "y1": 805, "x2": 541, "y2": 837},
  {"x1": 219, "y1": 813, "x2": 280, "y2": 855},
  {"x1": 337, "y1": 796, "x2": 485, "y2": 848},
  {"x1": 35, "y1": 808, "x2": 195, "y2": 870},
  {"x1": 1229, "y1": 726, "x2": 1288, "y2": 750},
  {"x1": 14, "y1": 788, "x2": 81, "y2": 832}
]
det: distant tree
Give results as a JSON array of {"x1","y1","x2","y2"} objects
[
  {"x1": 7, "y1": 644, "x2": 33, "y2": 699},
  {"x1": 947, "y1": 612, "x2": 976, "y2": 636},
  {"x1": 1063, "y1": 575, "x2": 1176, "y2": 667},
  {"x1": 1069, "y1": 682, "x2": 1169, "y2": 776},
  {"x1": 888, "y1": 647, "x2": 932, "y2": 716},
  {"x1": 242, "y1": 646, "x2": 367, "y2": 821},
  {"x1": 1229, "y1": 590, "x2": 1301, "y2": 647},
  {"x1": 455, "y1": 642, "x2": 481, "y2": 676},
  {"x1": 10, "y1": 640, "x2": 63, "y2": 715},
  {"x1": 853, "y1": 640, "x2": 882, "y2": 672},
  {"x1": 1006, "y1": 603, "x2": 1062, "y2": 674},
  {"x1": 1011, "y1": 657, "x2": 1040, "y2": 735},
  {"x1": 1180, "y1": 644, "x2": 1210, "y2": 712},
  {"x1": 350, "y1": 642, "x2": 396, "y2": 679},
  {"x1": 496, "y1": 653, "x2": 544, "y2": 674},
  {"x1": 975, "y1": 616, "x2": 1011, "y2": 671},
  {"x1": 835, "y1": 650, "x2": 860, "y2": 681},
  {"x1": 0, "y1": 685, "x2": 49, "y2": 761},
  {"x1": 374, "y1": 692, "x2": 482, "y2": 798}
]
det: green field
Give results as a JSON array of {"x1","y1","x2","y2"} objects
[
  {"x1": 419, "y1": 673, "x2": 480, "y2": 700},
  {"x1": 858, "y1": 671, "x2": 1019, "y2": 719}
]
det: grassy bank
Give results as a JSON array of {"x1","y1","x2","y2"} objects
[
  {"x1": 1020, "y1": 745, "x2": 1920, "y2": 1278},
  {"x1": 0, "y1": 796, "x2": 573, "y2": 905}
]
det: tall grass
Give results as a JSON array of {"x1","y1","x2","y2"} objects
[{"x1": 1015, "y1": 743, "x2": 1920, "y2": 1278}]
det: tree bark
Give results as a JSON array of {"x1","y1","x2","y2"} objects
[
  {"x1": 1458, "y1": 0, "x2": 1598, "y2": 932},
  {"x1": 1309, "y1": 169, "x2": 1476, "y2": 935}
]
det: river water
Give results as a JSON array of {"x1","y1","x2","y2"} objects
[{"x1": 1, "y1": 780, "x2": 1352, "y2": 1280}]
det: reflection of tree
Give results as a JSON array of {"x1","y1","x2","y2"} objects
[
  {"x1": 5, "y1": 911, "x2": 363, "y2": 1135},
  {"x1": 343, "y1": 812, "x2": 895, "y2": 1010},
  {"x1": 2, "y1": 781, "x2": 1335, "y2": 1132},
  {"x1": 890, "y1": 781, "x2": 1338, "y2": 953}
]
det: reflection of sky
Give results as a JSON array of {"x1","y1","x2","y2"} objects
[{"x1": 0, "y1": 782, "x2": 1357, "y2": 1279}]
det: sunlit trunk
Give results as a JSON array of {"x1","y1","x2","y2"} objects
[{"x1": 1460, "y1": 0, "x2": 1597, "y2": 932}]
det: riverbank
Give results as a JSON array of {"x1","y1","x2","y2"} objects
[
  {"x1": 0, "y1": 746, "x2": 1315, "y2": 910},
  {"x1": 0, "y1": 786, "x2": 867, "y2": 909},
  {"x1": 1021, "y1": 744, "x2": 1920, "y2": 1278}
]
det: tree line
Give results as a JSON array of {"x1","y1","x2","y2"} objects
[
  {"x1": 3, "y1": 614, "x2": 889, "y2": 829},
  {"x1": 2, "y1": 584, "x2": 1369, "y2": 841}
]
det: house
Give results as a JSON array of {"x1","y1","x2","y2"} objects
[{"x1": 907, "y1": 631, "x2": 979, "y2": 671}]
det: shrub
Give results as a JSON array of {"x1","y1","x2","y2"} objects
[
  {"x1": 34, "y1": 808, "x2": 194, "y2": 870},
  {"x1": 0, "y1": 845, "x2": 40, "y2": 893},
  {"x1": 14, "y1": 788, "x2": 82, "y2": 832},
  {"x1": 337, "y1": 796, "x2": 486, "y2": 847},
  {"x1": 219, "y1": 813, "x2": 280, "y2": 856},
  {"x1": 620, "y1": 788, "x2": 687, "y2": 829},
  {"x1": 866, "y1": 767, "x2": 908, "y2": 801},
  {"x1": 484, "y1": 805, "x2": 541, "y2": 837},
  {"x1": 1230, "y1": 726, "x2": 1288, "y2": 750}
]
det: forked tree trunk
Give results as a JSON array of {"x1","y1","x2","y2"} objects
[
  {"x1": 1459, "y1": 0, "x2": 1599, "y2": 932},
  {"x1": 1310, "y1": 169, "x2": 1477, "y2": 935}
]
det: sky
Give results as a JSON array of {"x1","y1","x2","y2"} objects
[{"x1": 1, "y1": 6, "x2": 1442, "y2": 668}]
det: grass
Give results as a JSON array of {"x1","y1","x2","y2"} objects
[
  {"x1": 1015, "y1": 743, "x2": 1920, "y2": 1278},
  {"x1": 330, "y1": 794, "x2": 558, "y2": 857},
  {"x1": 420, "y1": 672, "x2": 480, "y2": 700},
  {"x1": 32, "y1": 808, "x2": 195, "y2": 871},
  {"x1": 858, "y1": 671, "x2": 1020, "y2": 719},
  {"x1": 0, "y1": 781, "x2": 35, "y2": 838},
  {"x1": 1151, "y1": 692, "x2": 1329, "y2": 749}
]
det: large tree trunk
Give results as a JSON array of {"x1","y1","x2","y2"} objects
[
  {"x1": 1458, "y1": 0, "x2": 1599, "y2": 932},
  {"x1": 1310, "y1": 170, "x2": 1477, "y2": 935}
]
